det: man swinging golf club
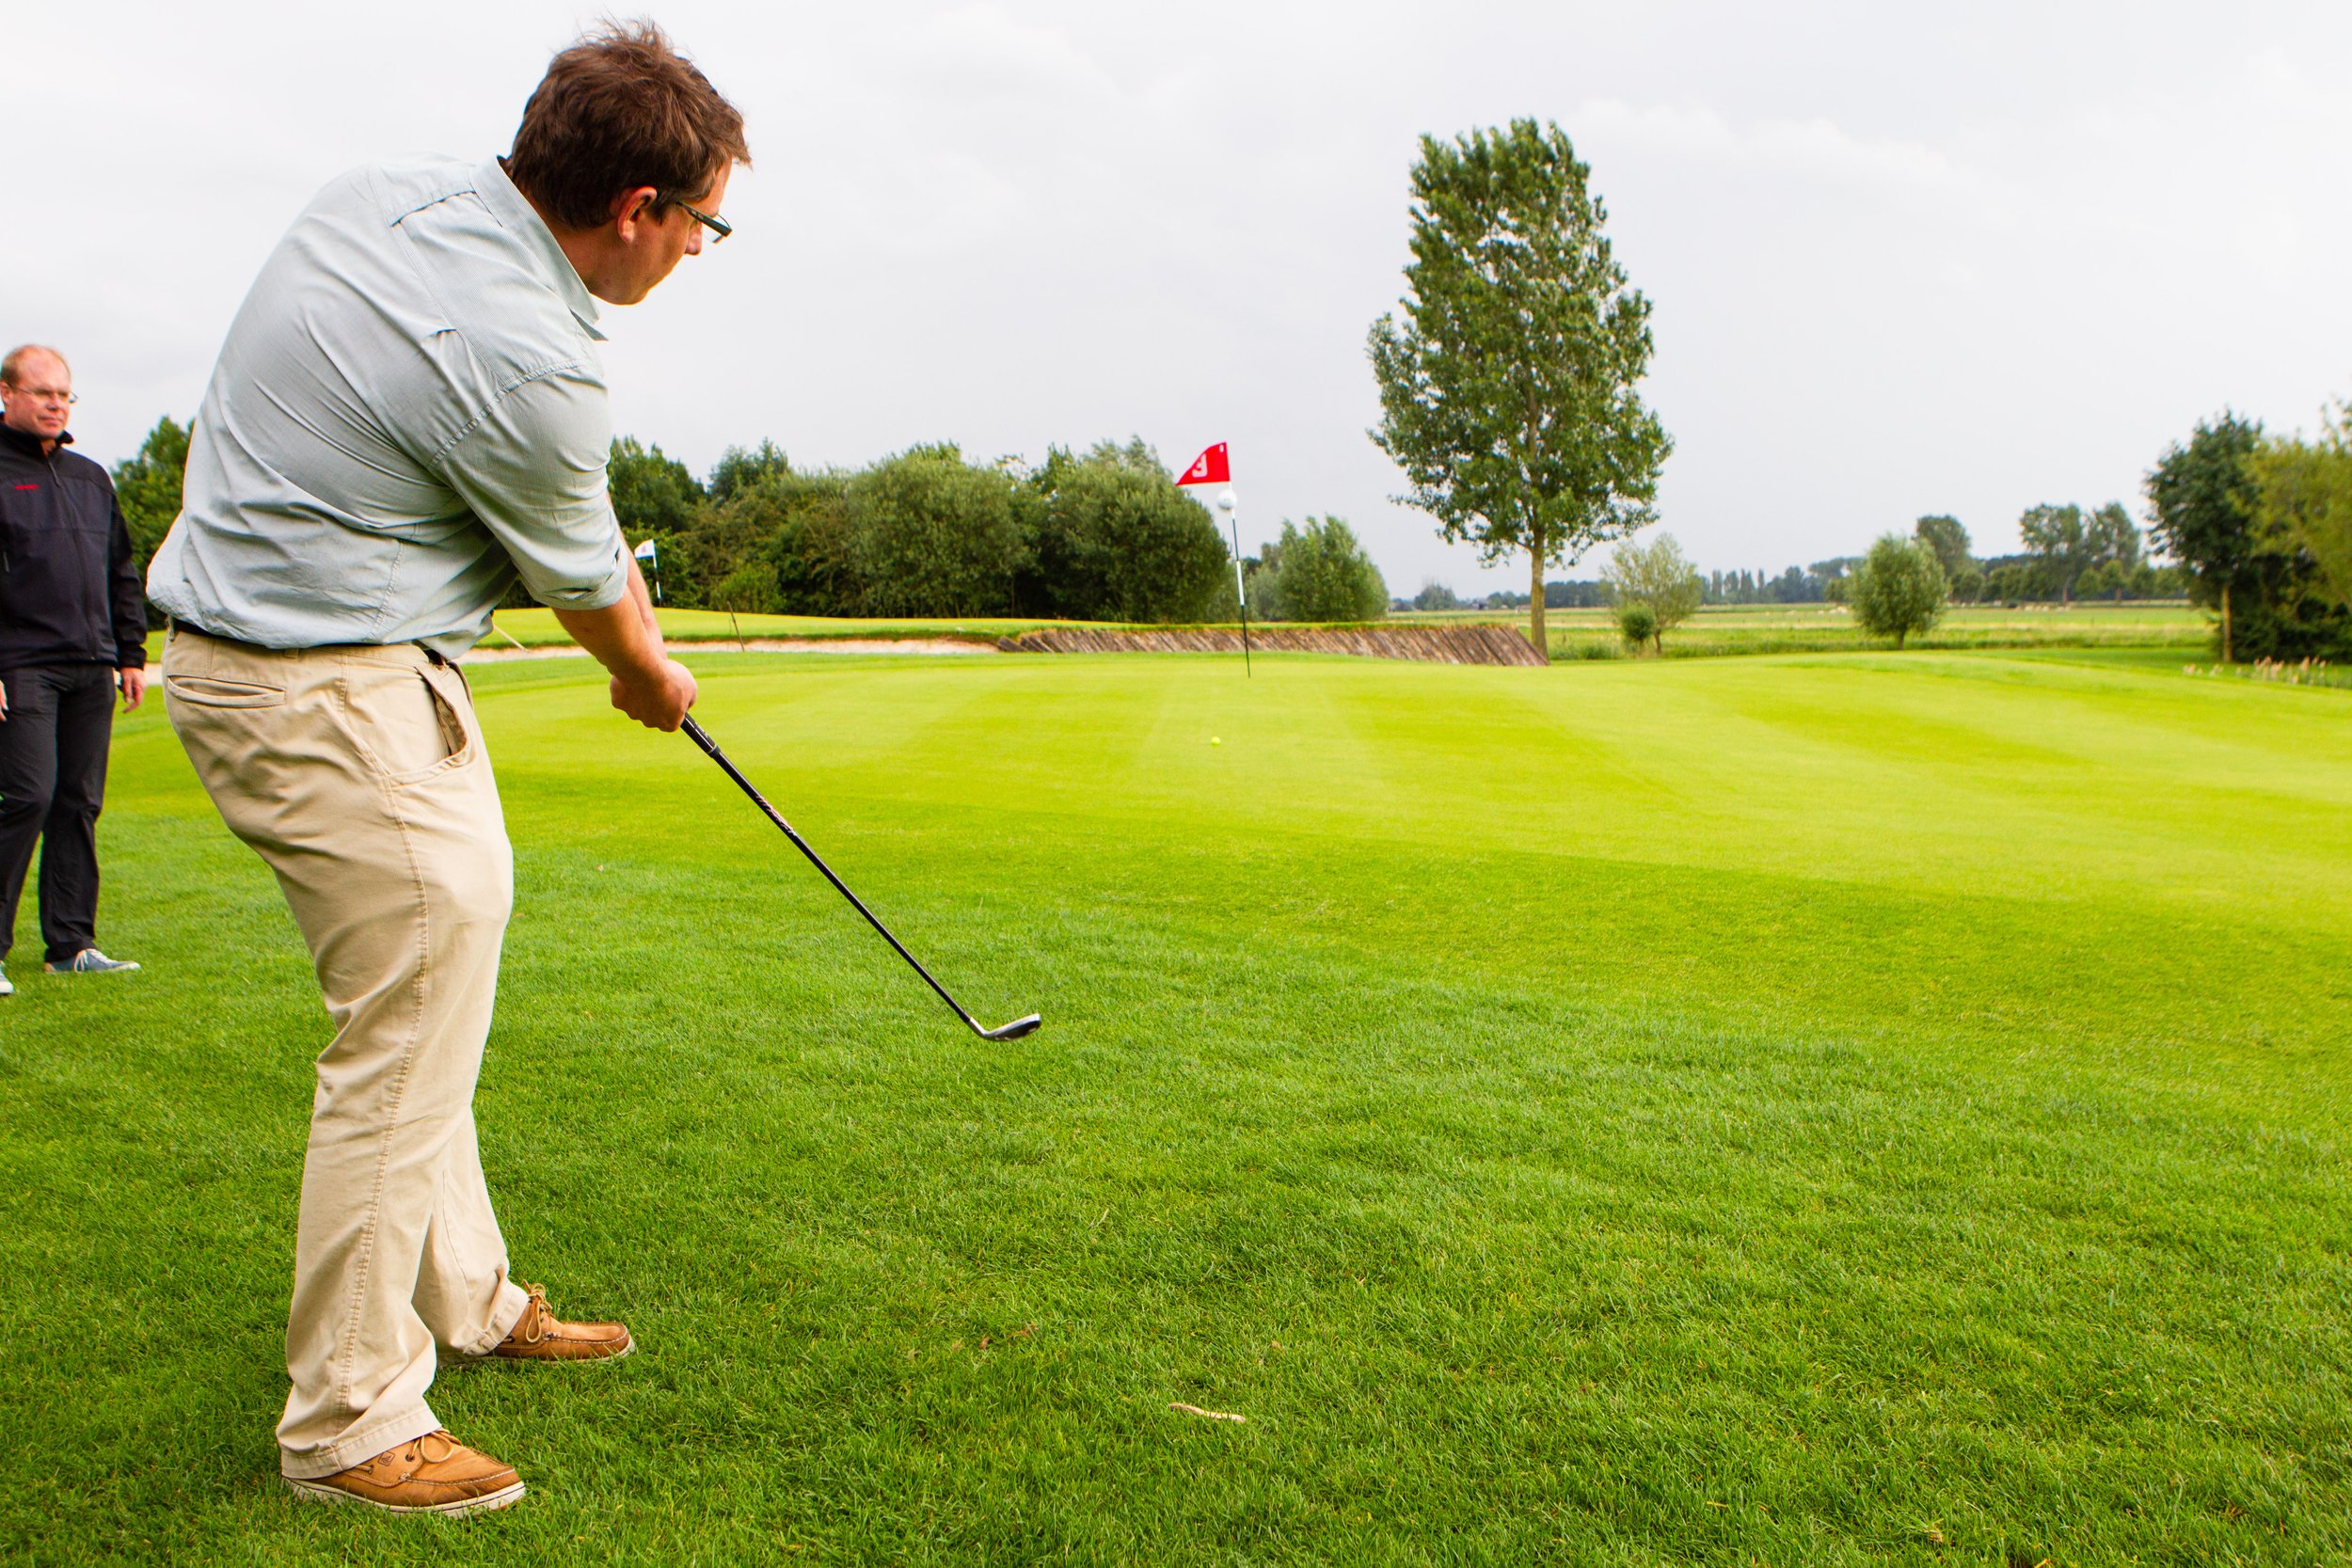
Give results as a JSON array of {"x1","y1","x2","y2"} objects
[{"x1": 146, "y1": 24, "x2": 746, "y2": 1515}]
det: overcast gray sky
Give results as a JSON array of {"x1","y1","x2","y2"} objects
[{"x1": 11, "y1": 1, "x2": 2350, "y2": 593}]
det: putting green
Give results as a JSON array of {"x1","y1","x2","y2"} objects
[{"x1": 5, "y1": 648, "x2": 2345, "y2": 1564}]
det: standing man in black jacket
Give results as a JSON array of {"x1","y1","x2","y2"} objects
[{"x1": 0, "y1": 344, "x2": 147, "y2": 994}]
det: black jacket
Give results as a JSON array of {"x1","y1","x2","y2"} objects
[{"x1": 0, "y1": 423, "x2": 147, "y2": 672}]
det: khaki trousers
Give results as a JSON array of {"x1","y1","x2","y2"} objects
[{"x1": 162, "y1": 626, "x2": 529, "y2": 1479}]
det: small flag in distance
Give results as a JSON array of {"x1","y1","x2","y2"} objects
[
  {"x1": 633, "y1": 538, "x2": 659, "y2": 562},
  {"x1": 1176, "y1": 443, "x2": 1230, "y2": 486}
]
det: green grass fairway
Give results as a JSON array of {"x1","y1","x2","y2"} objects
[{"x1": 6, "y1": 650, "x2": 2347, "y2": 1564}]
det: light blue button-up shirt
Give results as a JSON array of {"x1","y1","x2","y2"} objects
[{"x1": 149, "y1": 157, "x2": 630, "y2": 657}]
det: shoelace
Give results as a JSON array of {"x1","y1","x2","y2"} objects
[
  {"x1": 513, "y1": 1282, "x2": 552, "y2": 1344},
  {"x1": 382, "y1": 1431, "x2": 459, "y2": 1472}
]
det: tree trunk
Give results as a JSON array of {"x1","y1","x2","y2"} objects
[
  {"x1": 1527, "y1": 534, "x2": 1549, "y2": 662},
  {"x1": 2220, "y1": 582, "x2": 2233, "y2": 663}
]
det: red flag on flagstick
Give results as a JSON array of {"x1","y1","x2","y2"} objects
[
  {"x1": 1175, "y1": 443, "x2": 1230, "y2": 486},
  {"x1": 1180, "y1": 441, "x2": 1251, "y2": 673}
]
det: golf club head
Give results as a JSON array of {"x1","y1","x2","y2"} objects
[{"x1": 980, "y1": 1013, "x2": 1042, "y2": 1041}]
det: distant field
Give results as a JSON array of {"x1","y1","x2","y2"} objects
[
  {"x1": 8, "y1": 645, "x2": 2345, "y2": 1563},
  {"x1": 1390, "y1": 601, "x2": 2212, "y2": 659},
  {"x1": 487, "y1": 601, "x2": 2217, "y2": 662}
]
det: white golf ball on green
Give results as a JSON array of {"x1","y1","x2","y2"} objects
[{"x1": 1211, "y1": 736, "x2": 1222, "y2": 746}]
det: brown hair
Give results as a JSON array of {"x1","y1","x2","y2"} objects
[{"x1": 505, "y1": 21, "x2": 750, "y2": 231}]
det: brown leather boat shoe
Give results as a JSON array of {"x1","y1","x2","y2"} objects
[
  {"x1": 490, "y1": 1281, "x2": 633, "y2": 1362},
  {"x1": 284, "y1": 1429, "x2": 524, "y2": 1516}
]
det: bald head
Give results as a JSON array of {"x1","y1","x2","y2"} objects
[{"x1": 1, "y1": 345, "x2": 75, "y2": 448}]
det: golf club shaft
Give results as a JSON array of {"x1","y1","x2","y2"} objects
[{"x1": 680, "y1": 716, "x2": 994, "y2": 1036}]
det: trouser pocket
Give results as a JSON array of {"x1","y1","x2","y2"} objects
[
  {"x1": 162, "y1": 673, "x2": 286, "y2": 708},
  {"x1": 342, "y1": 661, "x2": 476, "y2": 786}
]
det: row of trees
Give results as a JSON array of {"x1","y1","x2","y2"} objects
[
  {"x1": 1599, "y1": 417, "x2": 2352, "y2": 658},
  {"x1": 1597, "y1": 531, "x2": 1935, "y2": 653},
  {"x1": 1701, "y1": 563, "x2": 1854, "y2": 605},
  {"x1": 113, "y1": 395, "x2": 2335, "y2": 661},
  {"x1": 1592, "y1": 532, "x2": 1947, "y2": 654},
  {"x1": 1413, "y1": 562, "x2": 1847, "y2": 622},
  {"x1": 1411, "y1": 503, "x2": 2198, "y2": 631},
  {"x1": 1409, "y1": 498, "x2": 2192, "y2": 626},
  {"x1": 607, "y1": 436, "x2": 1242, "y2": 621},
  {"x1": 103, "y1": 419, "x2": 1392, "y2": 626},
  {"x1": 639, "y1": 437, "x2": 1391, "y2": 623},
  {"x1": 1406, "y1": 579, "x2": 1610, "y2": 611},
  {"x1": 1851, "y1": 410, "x2": 2352, "y2": 657},
  {"x1": 1851, "y1": 509, "x2": 2186, "y2": 608},
  {"x1": 1836, "y1": 500, "x2": 2178, "y2": 648},
  {"x1": 1592, "y1": 518, "x2": 2115, "y2": 656}
]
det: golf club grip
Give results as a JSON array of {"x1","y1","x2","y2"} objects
[{"x1": 679, "y1": 717, "x2": 981, "y2": 1030}]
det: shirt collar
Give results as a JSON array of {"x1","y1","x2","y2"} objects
[
  {"x1": 0, "y1": 422, "x2": 68, "y2": 458},
  {"x1": 478, "y1": 158, "x2": 608, "y2": 342}
]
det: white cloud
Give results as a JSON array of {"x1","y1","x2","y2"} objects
[
  {"x1": 12, "y1": 0, "x2": 2352, "y2": 591},
  {"x1": 906, "y1": 4, "x2": 1122, "y2": 101},
  {"x1": 1576, "y1": 99, "x2": 1989, "y2": 205}
]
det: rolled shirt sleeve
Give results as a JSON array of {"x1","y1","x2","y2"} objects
[{"x1": 438, "y1": 370, "x2": 629, "y2": 611}]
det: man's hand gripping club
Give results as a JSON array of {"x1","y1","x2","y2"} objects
[{"x1": 553, "y1": 557, "x2": 697, "y2": 730}]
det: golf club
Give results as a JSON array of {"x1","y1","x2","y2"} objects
[{"x1": 681, "y1": 716, "x2": 1041, "y2": 1041}]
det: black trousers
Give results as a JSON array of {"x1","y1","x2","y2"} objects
[{"x1": 0, "y1": 663, "x2": 117, "y2": 965}]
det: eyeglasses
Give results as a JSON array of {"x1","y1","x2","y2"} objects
[
  {"x1": 675, "y1": 200, "x2": 732, "y2": 245},
  {"x1": 4, "y1": 384, "x2": 74, "y2": 405}
]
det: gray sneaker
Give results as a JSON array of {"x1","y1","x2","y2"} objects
[
  {"x1": 0, "y1": 963, "x2": 12, "y2": 995},
  {"x1": 45, "y1": 949, "x2": 140, "y2": 975}
]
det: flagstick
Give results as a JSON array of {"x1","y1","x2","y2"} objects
[
  {"x1": 1233, "y1": 521, "x2": 1253, "y2": 678},
  {"x1": 634, "y1": 538, "x2": 662, "y2": 603},
  {"x1": 1176, "y1": 446, "x2": 1247, "y2": 676},
  {"x1": 1217, "y1": 489, "x2": 1251, "y2": 678}
]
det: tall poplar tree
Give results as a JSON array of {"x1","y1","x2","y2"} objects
[
  {"x1": 1913, "y1": 515, "x2": 1972, "y2": 578},
  {"x1": 2017, "y1": 503, "x2": 2092, "y2": 604},
  {"x1": 1369, "y1": 120, "x2": 1670, "y2": 661}
]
